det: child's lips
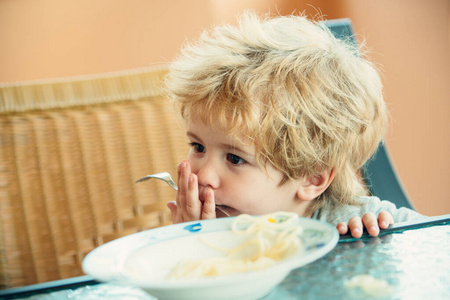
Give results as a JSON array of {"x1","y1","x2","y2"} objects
[
  {"x1": 198, "y1": 187, "x2": 240, "y2": 217},
  {"x1": 215, "y1": 205, "x2": 240, "y2": 218}
]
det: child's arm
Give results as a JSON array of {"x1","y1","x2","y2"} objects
[
  {"x1": 167, "y1": 160, "x2": 216, "y2": 224},
  {"x1": 335, "y1": 211, "x2": 394, "y2": 238}
]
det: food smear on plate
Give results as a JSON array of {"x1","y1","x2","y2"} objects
[
  {"x1": 344, "y1": 274, "x2": 393, "y2": 297},
  {"x1": 167, "y1": 211, "x2": 303, "y2": 279}
]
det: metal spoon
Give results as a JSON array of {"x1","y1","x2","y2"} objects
[{"x1": 135, "y1": 172, "x2": 178, "y2": 191}]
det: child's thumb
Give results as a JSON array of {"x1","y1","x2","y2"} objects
[{"x1": 167, "y1": 201, "x2": 177, "y2": 223}]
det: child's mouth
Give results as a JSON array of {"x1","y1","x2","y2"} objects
[
  {"x1": 215, "y1": 205, "x2": 240, "y2": 218},
  {"x1": 198, "y1": 188, "x2": 240, "y2": 218}
]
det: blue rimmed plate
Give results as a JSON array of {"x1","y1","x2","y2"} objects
[{"x1": 83, "y1": 216, "x2": 338, "y2": 300}]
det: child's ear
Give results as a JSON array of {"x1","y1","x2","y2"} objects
[{"x1": 296, "y1": 168, "x2": 335, "y2": 202}]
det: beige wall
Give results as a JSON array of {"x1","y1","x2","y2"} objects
[
  {"x1": 324, "y1": 0, "x2": 450, "y2": 216},
  {"x1": 1, "y1": 0, "x2": 449, "y2": 216}
]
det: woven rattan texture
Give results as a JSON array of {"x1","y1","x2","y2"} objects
[{"x1": 0, "y1": 69, "x2": 188, "y2": 289}]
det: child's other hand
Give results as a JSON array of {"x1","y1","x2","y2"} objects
[
  {"x1": 336, "y1": 211, "x2": 394, "y2": 238},
  {"x1": 167, "y1": 160, "x2": 216, "y2": 224}
]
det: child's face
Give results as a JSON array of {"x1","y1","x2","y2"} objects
[{"x1": 186, "y1": 117, "x2": 308, "y2": 217}]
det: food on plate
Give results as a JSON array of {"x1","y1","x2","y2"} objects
[{"x1": 167, "y1": 211, "x2": 303, "y2": 279}]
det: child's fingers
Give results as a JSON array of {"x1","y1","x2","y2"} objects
[
  {"x1": 348, "y1": 216, "x2": 363, "y2": 238},
  {"x1": 378, "y1": 211, "x2": 394, "y2": 229},
  {"x1": 362, "y1": 212, "x2": 379, "y2": 237},
  {"x1": 177, "y1": 159, "x2": 185, "y2": 177},
  {"x1": 185, "y1": 173, "x2": 201, "y2": 219},
  {"x1": 201, "y1": 188, "x2": 216, "y2": 219},
  {"x1": 176, "y1": 160, "x2": 189, "y2": 208},
  {"x1": 336, "y1": 222, "x2": 349, "y2": 235},
  {"x1": 176, "y1": 160, "x2": 202, "y2": 222}
]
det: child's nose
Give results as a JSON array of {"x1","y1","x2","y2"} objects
[{"x1": 195, "y1": 159, "x2": 220, "y2": 189}]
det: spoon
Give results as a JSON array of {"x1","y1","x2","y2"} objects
[{"x1": 135, "y1": 172, "x2": 178, "y2": 191}]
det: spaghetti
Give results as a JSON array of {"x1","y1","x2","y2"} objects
[{"x1": 167, "y1": 211, "x2": 303, "y2": 279}]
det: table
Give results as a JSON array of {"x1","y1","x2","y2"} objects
[{"x1": 1, "y1": 216, "x2": 449, "y2": 300}]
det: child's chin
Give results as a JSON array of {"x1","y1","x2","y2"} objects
[{"x1": 215, "y1": 205, "x2": 241, "y2": 218}]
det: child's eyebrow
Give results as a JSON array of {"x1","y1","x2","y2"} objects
[
  {"x1": 220, "y1": 143, "x2": 253, "y2": 157},
  {"x1": 187, "y1": 131, "x2": 253, "y2": 157},
  {"x1": 187, "y1": 130, "x2": 254, "y2": 157},
  {"x1": 186, "y1": 131, "x2": 201, "y2": 141}
]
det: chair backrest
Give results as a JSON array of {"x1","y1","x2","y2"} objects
[
  {"x1": 324, "y1": 19, "x2": 415, "y2": 210},
  {"x1": 0, "y1": 67, "x2": 189, "y2": 289}
]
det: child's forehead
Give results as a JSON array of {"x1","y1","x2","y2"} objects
[{"x1": 186, "y1": 115, "x2": 255, "y2": 147}]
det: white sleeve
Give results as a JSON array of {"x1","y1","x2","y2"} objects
[{"x1": 313, "y1": 196, "x2": 425, "y2": 226}]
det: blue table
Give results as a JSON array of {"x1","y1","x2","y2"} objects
[{"x1": 1, "y1": 216, "x2": 449, "y2": 300}]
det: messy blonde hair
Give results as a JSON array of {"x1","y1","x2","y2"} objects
[{"x1": 165, "y1": 11, "x2": 388, "y2": 214}]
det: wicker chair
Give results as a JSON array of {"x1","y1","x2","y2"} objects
[{"x1": 0, "y1": 67, "x2": 188, "y2": 289}]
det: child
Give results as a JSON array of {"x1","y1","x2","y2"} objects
[{"x1": 164, "y1": 11, "x2": 423, "y2": 238}]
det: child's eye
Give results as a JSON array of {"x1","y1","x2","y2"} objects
[
  {"x1": 227, "y1": 153, "x2": 246, "y2": 165},
  {"x1": 190, "y1": 142, "x2": 205, "y2": 153}
]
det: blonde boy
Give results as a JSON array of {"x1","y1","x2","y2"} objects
[{"x1": 165, "y1": 12, "x2": 423, "y2": 237}]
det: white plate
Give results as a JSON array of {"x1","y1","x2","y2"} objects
[{"x1": 83, "y1": 216, "x2": 338, "y2": 300}]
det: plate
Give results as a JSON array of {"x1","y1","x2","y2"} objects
[{"x1": 82, "y1": 216, "x2": 338, "y2": 300}]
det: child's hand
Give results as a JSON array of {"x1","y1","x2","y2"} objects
[
  {"x1": 167, "y1": 160, "x2": 216, "y2": 224},
  {"x1": 336, "y1": 211, "x2": 394, "y2": 238}
]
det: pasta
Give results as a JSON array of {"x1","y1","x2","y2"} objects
[{"x1": 167, "y1": 211, "x2": 303, "y2": 279}]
